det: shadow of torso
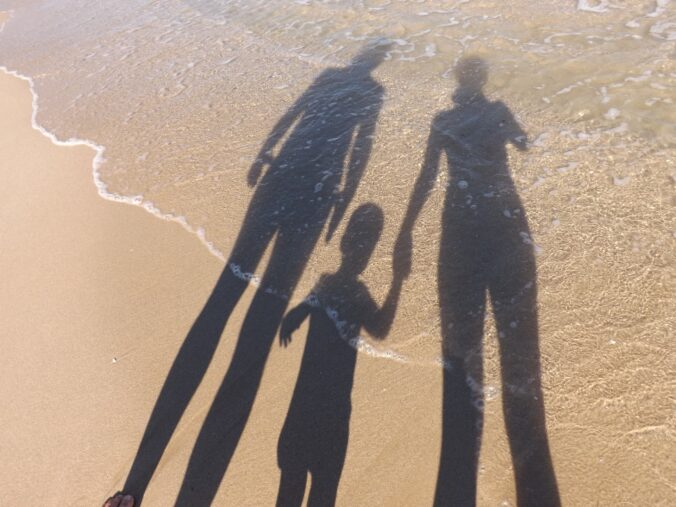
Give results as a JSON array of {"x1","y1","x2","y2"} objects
[
  {"x1": 433, "y1": 95, "x2": 534, "y2": 317},
  {"x1": 257, "y1": 68, "x2": 383, "y2": 225},
  {"x1": 439, "y1": 97, "x2": 528, "y2": 233},
  {"x1": 278, "y1": 273, "x2": 377, "y2": 472}
]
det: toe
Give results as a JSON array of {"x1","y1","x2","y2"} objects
[{"x1": 103, "y1": 494, "x2": 122, "y2": 507}]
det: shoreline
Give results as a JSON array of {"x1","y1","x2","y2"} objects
[
  {"x1": 0, "y1": 65, "x2": 227, "y2": 263},
  {"x1": 0, "y1": 64, "x2": 429, "y2": 370}
]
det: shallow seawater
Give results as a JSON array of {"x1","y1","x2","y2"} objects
[
  {"x1": 0, "y1": 0, "x2": 672, "y2": 350},
  {"x1": 0, "y1": 0, "x2": 674, "y2": 503}
]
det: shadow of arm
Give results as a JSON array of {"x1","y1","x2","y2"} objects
[
  {"x1": 248, "y1": 85, "x2": 310, "y2": 186},
  {"x1": 393, "y1": 116, "x2": 444, "y2": 277},
  {"x1": 326, "y1": 98, "x2": 381, "y2": 242},
  {"x1": 279, "y1": 302, "x2": 312, "y2": 347},
  {"x1": 500, "y1": 102, "x2": 528, "y2": 151},
  {"x1": 363, "y1": 275, "x2": 404, "y2": 340}
]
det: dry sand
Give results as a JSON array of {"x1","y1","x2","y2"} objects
[
  {"x1": 0, "y1": 70, "x2": 220, "y2": 504},
  {"x1": 1, "y1": 68, "x2": 673, "y2": 506}
]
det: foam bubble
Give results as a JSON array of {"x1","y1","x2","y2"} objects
[
  {"x1": 612, "y1": 175, "x2": 631, "y2": 186},
  {"x1": 650, "y1": 21, "x2": 676, "y2": 40},
  {"x1": 647, "y1": 0, "x2": 670, "y2": 18},
  {"x1": 577, "y1": 0, "x2": 611, "y2": 13},
  {"x1": 556, "y1": 162, "x2": 578, "y2": 174},
  {"x1": 604, "y1": 108, "x2": 621, "y2": 120}
]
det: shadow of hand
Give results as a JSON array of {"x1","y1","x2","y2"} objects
[
  {"x1": 279, "y1": 307, "x2": 307, "y2": 347},
  {"x1": 247, "y1": 153, "x2": 274, "y2": 187}
]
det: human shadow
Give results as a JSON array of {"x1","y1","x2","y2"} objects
[
  {"x1": 395, "y1": 57, "x2": 560, "y2": 506},
  {"x1": 275, "y1": 203, "x2": 404, "y2": 507},
  {"x1": 123, "y1": 41, "x2": 390, "y2": 506}
]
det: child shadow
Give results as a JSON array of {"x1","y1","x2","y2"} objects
[{"x1": 275, "y1": 203, "x2": 405, "y2": 507}]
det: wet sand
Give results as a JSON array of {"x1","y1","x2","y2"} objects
[{"x1": 1, "y1": 65, "x2": 674, "y2": 506}]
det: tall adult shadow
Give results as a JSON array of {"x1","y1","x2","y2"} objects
[
  {"x1": 123, "y1": 41, "x2": 390, "y2": 506},
  {"x1": 396, "y1": 57, "x2": 560, "y2": 506}
]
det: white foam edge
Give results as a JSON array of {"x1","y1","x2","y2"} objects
[{"x1": 0, "y1": 64, "x2": 226, "y2": 262}]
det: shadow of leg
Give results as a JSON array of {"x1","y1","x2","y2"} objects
[
  {"x1": 123, "y1": 269, "x2": 247, "y2": 501},
  {"x1": 174, "y1": 220, "x2": 325, "y2": 506},
  {"x1": 174, "y1": 290, "x2": 288, "y2": 506},
  {"x1": 491, "y1": 258, "x2": 560, "y2": 507},
  {"x1": 434, "y1": 358, "x2": 482, "y2": 507},
  {"x1": 276, "y1": 468, "x2": 307, "y2": 507},
  {"x1": 435, "y1": 239, "x2": 486, "y2": 507},
  {"x1": 307, "y1": 468, "x2": 341, "y2": 507},
  {"x1": 124, "y1": 192, "x2": 278, "y2": 502}
]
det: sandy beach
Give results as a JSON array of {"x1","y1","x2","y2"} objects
[
  {"x1": 0, "y1": 70, "x2": 221, "y2": 504},
  {"x1": 2, "y1": 67, "x2": 674, "y2": 506},
  {"x1": 1, "y1": 1, "x2": 674, "y2": 504}
]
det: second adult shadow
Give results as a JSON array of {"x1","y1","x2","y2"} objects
[{"x1": 396, "y1": 57, "x2": 560, "y2": 506}]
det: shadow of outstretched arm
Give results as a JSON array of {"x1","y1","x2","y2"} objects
[
  {"x1": 364, "y1": 268, "x2": 405, "y2": 340},
  {"x1": 394, "y1": 117, "x2": 444, "y2": 276}
]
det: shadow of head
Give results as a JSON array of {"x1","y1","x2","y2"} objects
[
  {"x1": 350, "y1": 38, "x2": 392, "y2": 72},
  {"x1": 453, "y1": 56, "x2": 489, "y2": 103},
  {"x1": 339, "y1": 203, "x2": 384, "y2": 276}
]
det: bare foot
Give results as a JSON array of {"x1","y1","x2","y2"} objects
[{"x1": 102, "y1": 493, "x2": 134, "y2": 507}]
